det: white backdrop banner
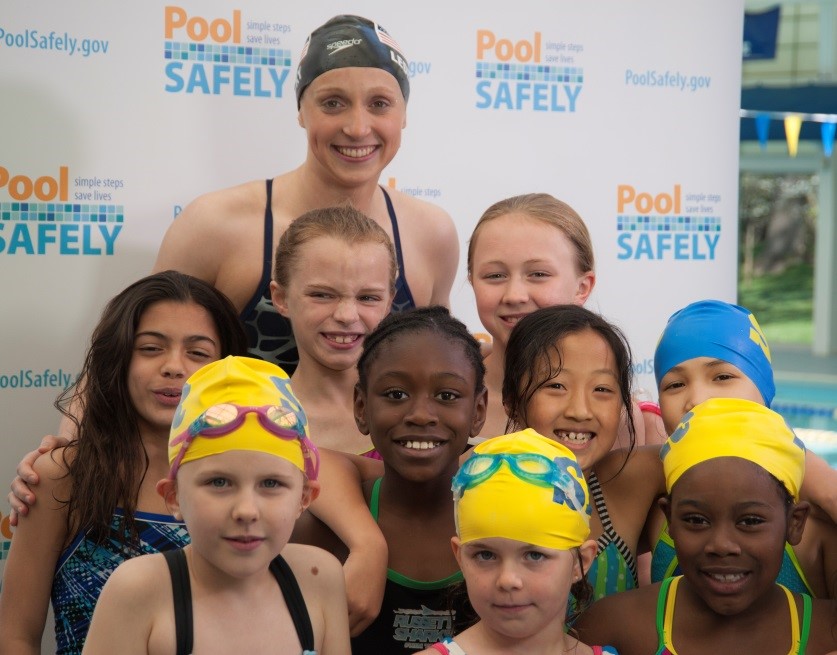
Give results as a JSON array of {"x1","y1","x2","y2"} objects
[{"x1": 0, "y1": 0, "x2": 743, "y2": 595}]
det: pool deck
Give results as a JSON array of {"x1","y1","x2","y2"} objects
[{"x1": 772, "y1": 344, "x2": 837, "y2": 383}]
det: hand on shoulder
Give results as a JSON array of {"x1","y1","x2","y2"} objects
[{"x1": 29, "y1": 446, "x2": 74, "y2": 501}]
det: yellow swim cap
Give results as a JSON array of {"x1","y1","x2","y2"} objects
[
  {"x1": 454, "y1": 429, "x2": 591, "y2": 550},
  {"x1": 168, "y1": 356, "x2": 317, "y2": 479},
  {"x1": 661, "y1": 397, "x2": 805, "y2": 500}
]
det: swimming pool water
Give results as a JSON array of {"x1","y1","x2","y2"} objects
[
  {"x1": 773, "y1": 376, "x2": 837, "y2": 467},
  {"x1": 774, "y1": 377, "x2": 837, "y2": 406},
  {"x1": 773, "y1": 377, "x2": 837, "y2": 429}
]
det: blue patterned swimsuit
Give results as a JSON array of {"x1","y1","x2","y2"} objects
[{"x1": 51, "y1": 509, "x2": 189, "y2": 654}]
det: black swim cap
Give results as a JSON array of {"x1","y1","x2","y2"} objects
[{"x1": 295, "y1": 15, "x2": 410, "y2": 107}]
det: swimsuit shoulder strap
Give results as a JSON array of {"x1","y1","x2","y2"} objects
[
  {"x1": 370, "y1": 477, "x2": 382, "y2": 521},
  {"x1": 261, "y1": 178, "x2": 274, "y2": 286},
  {"x1": 270, "y1": 554, "x2": 315, "y2": 651},
  {"x1": 588, "y1": 469, "x2": 638, "y2": 584},
  {"x1": 655, "y1": 576, "x2": 679, "y2": 655},
  {"x1": 779, "y1": 585, "x2": 801, "y2": 655},
  {"x1": 239, "y1": 179, "x2": 275, "y2": 321},
  {"x1": 163, "y1": 548, "x2": 193, "y2": 655},
  {"x1": 778, "y1": 584, "x2": 813, "y2": 655},
  {"x1": 797, "y1": 591, "x2": 812, "y2": 654},
  {"x1": 380, "y1": 187, "x2": 406, "y2": 272}
]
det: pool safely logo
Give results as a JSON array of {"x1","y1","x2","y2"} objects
[
  {"x1": 615, "y1": 184, "x2": 722, "y2": 261},
  {"x1": 163, "y1": 6, "x2": 292, "y2": 98},
  {"x1": 475, "y1": 28, "x2": 583, "y2": 112},
  {"x1": 0, "y1": 164, "x2": 123, "y2": 256}
]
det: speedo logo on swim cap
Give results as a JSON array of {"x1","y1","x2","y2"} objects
[{"x1": 327, "y1": 38, "x2": 362, "y2": 55}]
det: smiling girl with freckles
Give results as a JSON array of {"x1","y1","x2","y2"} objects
[{"x1": 467, "y1": 193, "x2": 664, "y2": 446}]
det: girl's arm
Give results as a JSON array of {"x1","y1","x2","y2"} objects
[
  {"x1": 82, "y1": 556, "x2": 161, "y2": 655},
  {"x1": 304, "y1": 448, "x2": 386, "y2": 636},
  {"x1": 596, "y1": 445, "x2": 667, "y2": 560},
  {"x1": 806, "y1": 512, "x2": 837, "y2": 599},
  {"x1": 0, "y1": 450, "x2": 71, "y2": 654},
  {"x1": 801, "y1": 450, "x2": 837, "y2": 521}
]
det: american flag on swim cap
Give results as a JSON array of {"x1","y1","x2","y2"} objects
[
  {"x1": 375, "y1": 22, "x2": 405, "y2": 58},
  {"x1": 299, "y1": 36, "x2": 310, "y2": 62}
]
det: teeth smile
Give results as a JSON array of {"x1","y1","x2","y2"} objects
[
  {"x1": 709, "y1": 573, "x2": 745, "y2": 582},
  {"x1": 402, "y1": 440, "x2": 442, "y2": 450},
  {"x1": 325, "y1": 334, "x2": 360, "y2": 344},
  {"x1": 556, "y1": 431, "x2": 592, "y2": 444},
  {"x1": 336, "y1": 145, "x2": 376, "y2": 158}
]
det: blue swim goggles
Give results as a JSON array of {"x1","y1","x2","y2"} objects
[
  {"x1": 453, "y1": 453, "x2": 563, "y2": 497},
  {"x1": 452, "y1": 452, "x2": 589, "y2": 514}
]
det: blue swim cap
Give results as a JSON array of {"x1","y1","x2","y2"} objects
[{"x1": 654, "y1": 300, "x2": 774, "y2": 406}]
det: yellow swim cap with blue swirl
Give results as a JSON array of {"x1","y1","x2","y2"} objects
[
  {"x1": 661, "y1": 397, "x2": 805, "y2": 500},
  {"x1": 454, "y1": 429, "x2": 591, "y2": 550},
  {"x1": 168, "y1": 356, "x2": 317, "y2": 479}
]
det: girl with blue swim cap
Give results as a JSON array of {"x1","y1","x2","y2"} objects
[
  {"x1": 654, "y1": 299, "x2": 775, "y2": 434},
  {"x1": 496, "y1": 301, "x2": 837, "y2": 606}
]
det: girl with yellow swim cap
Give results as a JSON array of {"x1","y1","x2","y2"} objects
[
  {"x1": 576, "y1": 398, "x2": 837, "y2": 655},
  {"x1": 500, "y1": 304, "x2": 665, "y2": 602},
  {"x1": 83, "y1": 356, "x2": 351, "y2": 655},
  {"x1": 494, "y1": 301, "x2": 836, "y2": 605},
  {"x1": 419, "y1": 430, "x2": 617, "y2": 655},
  {"x1": 650, "y1": 299, "x2": 837, "y2": 600},
  {"x1": 0, "y1": 271, "x2": 249, "y2": 653}
]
